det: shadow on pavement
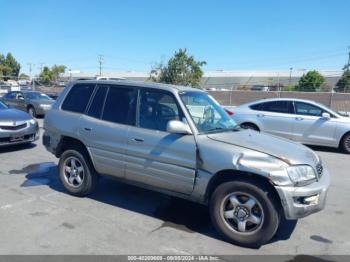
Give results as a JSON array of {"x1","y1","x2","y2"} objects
[
  {"x1": 14, "y1": 162, "x2": 297, "y2": 248},
  {"x1": 0, "y1": 142, "x2": 36, "y2": 154},
  {"x1": 307, "y1": 145, "x2": 343, "y2": 154}
]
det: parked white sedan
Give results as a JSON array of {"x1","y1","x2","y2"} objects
[{"x1": 226, "y1": 98, "x2": 350, "y2": 153}]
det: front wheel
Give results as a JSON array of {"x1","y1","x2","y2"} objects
[
  {"x1": 209, "y1": 179, "x2": 280, "y2": 247},
  {"x1": 240, "y1": 123, "x2": 259, "y2": 131}
]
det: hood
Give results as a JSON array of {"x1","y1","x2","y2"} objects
[
  {"x1": 30, "y1": 99, "x2": 55, "y2": 106},
  {"x1": 207, "y1": 130, "x2": 319, "y2": 166},
  {"x1": 336, "y1": 115, "x2": 350, "y2": 123},
  {"x1": 0, "y1": 108, "x2": 32, "y2": 122}
]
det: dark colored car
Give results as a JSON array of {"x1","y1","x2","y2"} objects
[{"x1": 1, "y1": 91, "x2": 55, "y2": 117}]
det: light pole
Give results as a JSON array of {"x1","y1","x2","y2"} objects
[{"x1": 289, "y1": 67, "x2": 293, "y2": 87}]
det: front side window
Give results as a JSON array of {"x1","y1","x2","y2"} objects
[
  {"x1": 180, "y1": 91, "x2": 237, "y2": 133},
  {"x1": 261, "y1": 101, "x2": 292, "y2": 114},
  {"x1": 294, "y1": 102, "x2": 324, "y2": 117},
  {"x1": 102, "y1": 86, "x2": 137, "y2": 125},
  {"x1": 61, "y1": 84, "x2": 95, "y2": 113},
  {"x1": 139, "y1": 90, "x2": 182, "y2": 132},
  {"x1": 24, "y1": 92, "x2": 52, "y2": 100}
]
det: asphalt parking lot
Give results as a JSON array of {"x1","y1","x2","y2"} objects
[{"x1": 0, "y1": 119, "x2": 349, "y2": 255}]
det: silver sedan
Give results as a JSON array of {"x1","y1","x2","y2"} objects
[
  {"x1": 226, "y1": 98, "x2": 350, "y2": 153},
  {"x1": 0, "y1": 101, "x2": 39, "y2": 147}
]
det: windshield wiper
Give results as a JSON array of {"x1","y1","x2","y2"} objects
[{"x1": 205, "y1": 126, "x2": 241, "y2": 134}]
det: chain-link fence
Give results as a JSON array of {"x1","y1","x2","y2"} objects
[{"x1": 209, "y1": 90, "x2": 350, "y2": 113}]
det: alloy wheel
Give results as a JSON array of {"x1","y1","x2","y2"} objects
[
  {"x1": 63, "y1": 156, "x2": 85, "y2": 188},
  {"x1": 220, "y1": 192, "x2": 264, "y2": 235}
]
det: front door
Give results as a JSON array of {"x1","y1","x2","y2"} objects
[
  {"x1": 125, "y1": 89, "x2": 197, "y2": 195},
  {"x1": 291, "y1": 101, "x2": 337, "y2": 146}
]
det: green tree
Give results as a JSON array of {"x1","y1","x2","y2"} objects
[
  {"x1": 39, "y1": 65, "x2": 66, "y2": 85},
  {"x1": 296, "y1": 70, "x2": 325, "y2": 92},
  {"x1": 40, "y1": 66, "x2": 54, "y2": 84},
  {"x1": 150, "y1": 48, "x2": 206, "y2": 88},
  {"x1": 0, "y1": 64, "x2": 13, "y2": 81},
  {"x1": 19, "y1": 73, "x2": 30, "y2": 80},
  {"x1": 335, "y1": 70, "x2": 350, "y2": 93},
  {"x1": 4, "y1": 53, "x2": 21, "y2": 78},
  {"x1": 51, "y1": 64, "x2": 66, "y2": 82},
  {"x1": 0, "y1": 52, "x2": 21, "y2": 80}
]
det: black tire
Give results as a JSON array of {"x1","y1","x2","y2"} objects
[
  {"x1": 340, "y1": 132, "x2": 350, "y2": 154},
  {"x1": 58, "y1": 148, "x2": 98, "y2": 196},
  {"x1": 240, "y1": 123, "x2": 259, "y2": 131},
  {"x1": 209, "y1": 179, "x2": 280, "y2": 247},
  {"x1": 27, "y1": 106, "x2": 37, "y2": 118}
]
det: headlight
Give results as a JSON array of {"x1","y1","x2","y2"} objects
[
  {"x1": 28, "y1": 119, "x2": 37, "y2": 125},
  {"x1": 236, "y1": 151, "x2": 317, "y2": 187},
  {"x1": 287, "y1": 165, "x2": 316, "y2": 186}
]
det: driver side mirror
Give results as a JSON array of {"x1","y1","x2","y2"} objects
[
  {"x1": 321, "y1": 112, "x2": 331, "y2": 119},
  {"x1": 166, "y1": 120, "x2": 192, "y2": 135}
]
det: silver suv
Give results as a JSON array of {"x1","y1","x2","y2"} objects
[{"x1": 43, "y1": 80, "x2": 330, "y2": 247}]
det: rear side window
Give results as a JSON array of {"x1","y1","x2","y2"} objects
[
  {"x1": 102, "y1": 86, "x2": 137, "y2": 125},
  {"x1": 87, "y1": 85, "x2": 108, "y2": 119},
  {"x1": 261, "y1": 101, "x2": 292, "y2": 114},
  {"x1": 250, "y1": 103, "x2": 262, "y2": 111},
  {"x1": 61, "y1": 84, "x2": 95, "y2": 113}
]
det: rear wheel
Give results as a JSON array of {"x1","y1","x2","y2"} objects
[
  {"x1": 58, "y1": 148, "x2": 98, "y2": 196},
  {"x1": 209, "y1": 179, "x2": 280, "y2": 247},
  {"x1": 240, "y1": 123, "x2": 259, "y2": 131},
  {"x1": 340, "y1": 133, "x2": 350, "y2": 154}
]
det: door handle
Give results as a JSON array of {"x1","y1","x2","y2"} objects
[
  {"x1": 257, "y1": 114, "x2": 265, "y2": 117},
  {"x1": 84, "y1": 127, "x2": 92, "y2": 131},
  {"x1": 132, "y1": 137, "x2": 144, "y2": 142},
  {"x1": 295, "y1": 117, "x2": 304, "y2": 121}
]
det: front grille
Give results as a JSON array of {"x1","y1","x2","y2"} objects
[
  {"x1": 316, "y1": 163, "x2": 323, "y2": 178},
  {"x1": 0, "y1": 123, "x2": 27, "y2": 131},
  {"x1": 0, "y1": 134, "x2": 34, "y2": 144}
]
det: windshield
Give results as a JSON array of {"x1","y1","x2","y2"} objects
[
  {"x1": 0, "y1": 101, "x2": 8, "y2": 110},
  {"x1": 24, "y1": 92, "x2": 52, "y2": 100},
  {"x1": 180, "y1": 91, "x2": 238, "y2": 133}
]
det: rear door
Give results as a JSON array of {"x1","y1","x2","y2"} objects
[
  {"x1": 291, "y1": 101, "x2": 337, "y2": 146},
  {"x1": 79, "y1": 84, "x2": 137, "y2": 178},
  {"x1": 125, "y1": 88, "x2": 197, "y2": 194},
  {"x1": 257, "y1": 100, "x2": 295, "y2": 139}
]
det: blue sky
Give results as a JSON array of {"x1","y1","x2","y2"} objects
[{"x1": 1, "y1": 0, "x2": 349, "y2": 75}]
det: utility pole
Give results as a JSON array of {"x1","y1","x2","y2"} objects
[
  {"x1": 27, "y1": 63, "x2": 35, "y2": 90},
  {"x1": 342, "y1": 47, "x2": 350, "y2": 93},
  {"x1": 98, "y1": 54, "x2": 104, "y2": 76},
  {"x1": 39, "y1": 62, "x2": 45, "y2": 74},
  {"x1": 344, "y1": 46, "x2": 350, "y2": 71},
  {"x1": 289, "y1": 67, "x2": 293, "y2": 87}
]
